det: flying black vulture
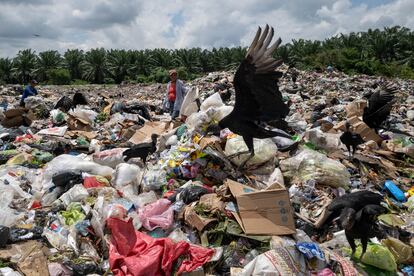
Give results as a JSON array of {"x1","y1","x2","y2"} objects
[
  {"x1": 340, "y1": 204, "x2": 387, "y2": 260},
  {"x1": 210, "y1": 25, "x2": 291, "y2": 169},
  {"x1": 340, "y1": 121, "x2": 364, "y2": 157},
  {"x1": 363, "y1": 85, "x2": 396, "y2": 131},
  {"x1": 123, "y1": 134, "x2": 158, "y2": 162},
  {"x1": 315, "y1": 190, "x2": 383, "y2": 229}
]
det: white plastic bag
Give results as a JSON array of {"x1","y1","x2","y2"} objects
[
  {"x1": 224, "y1": 135, "x2": 277, "y2": 167},
  {"x1": 200, "y1": 92, "x2": 223, "y2": 112},
  {"x1": 42, "y1": 155, "x2": 114, "y2": 187},
  {"x1": 305, "y1": 128, "x2": 342, "y2": 152},
  {"x1": 92, "y1": 148, "x2": 128, "y2": 168},
  {"x1": 280, "y1": 149, "x2": 350, "y2": 188},
  {"x1": 69, "y1": 107, "x2": 97, "y2": 125},
  {"x1": 180, "y1": 87, "x2": 200, "y2": 117},
  {"x1": 59, "y1": 184, "x2": 89, "y2": 206},
  {"x1": 37, "y1": 126, "x2": 68, "y2": 137},
  {"x1": 112, "y1": 163, "x2": 141, "y2": 188},
  {"x1": 0, "y1": 186, "x2": 25, "y2": 227}
]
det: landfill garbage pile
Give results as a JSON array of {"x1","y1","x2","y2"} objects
[{"x1": 0, "y1": 67, "x2": 414, "y2": 275}]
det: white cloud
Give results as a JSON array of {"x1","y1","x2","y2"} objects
[{"x1": 0, "y1": 0, "x2": 413, "y2": 57}]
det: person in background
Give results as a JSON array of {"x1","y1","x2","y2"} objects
[
  {"x1": 164, "y1": 69, "x2": 187, "y2": 120},
  {"x1": 20, "y1": 79, "x2": 38, "y2": 107}
]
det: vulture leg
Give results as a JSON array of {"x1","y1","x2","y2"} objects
[
  {"x1": 360, "y1": 237, "x2": 368, "y2": 261},
  {"x1": 237, "y1": 136, "x2": 255, "y2": 171},
  {"x1": 346, "y1": 232, "x2": 356, "y2": 259}
]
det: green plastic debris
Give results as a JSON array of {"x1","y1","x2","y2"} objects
[
  {"x1": 60, "y1": 202, "x2": 85, "y2": 226},
  {"x1": 176, "y1": 125, "x2": 187, "y2": 139},
  {"x1": 32, "y1": 149, "x2": 53, "y2": 163},
  {"x1": 344, "y1": 243, "x2": 397, "y2": 272},
  {"x1": 378, "y1": 214, "x2": 405, "y2": 227}
]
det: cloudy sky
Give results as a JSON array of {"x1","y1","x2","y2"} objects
[{"x1": 0, "y1": 0, "x2": 413, "y2": 57}]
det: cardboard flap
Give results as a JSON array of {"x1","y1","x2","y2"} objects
[
  {"x1": 226, "y1": 179, "x2": 295, "y2": 235},
  {"x1": 129, "y1": 121, "x2": 173, "y2": 144}
]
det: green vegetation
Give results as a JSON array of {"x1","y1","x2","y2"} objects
[{"x1": 0, "y1": 26, "x2": 413, "y2": 85}]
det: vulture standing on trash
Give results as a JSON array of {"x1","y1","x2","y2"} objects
[
  {"x1": 210, "y1": 25, "x2": 292, "y2": 169},
  {"x1": 340, "y1": 121, "x2": 364, "y2": 157},
  {"x1": 340, "y1": 204, "x2": 387, "y2": 260},
  {"x1": 362, "y1": 85, "x2": 396, "y2": 131},
  {"x1": 315, "y1": 190, "x2": 383, "y2": 229},
  {"x1": 123, "y1": 134, "x2": 158, "y2": 162}
]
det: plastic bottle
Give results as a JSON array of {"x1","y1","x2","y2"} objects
[{"x1": 384, "y1": 180, "x2": 406, "y2": 202}]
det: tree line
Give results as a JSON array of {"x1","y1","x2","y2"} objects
[{"x1": 0, "y1": 25, "x2": 413, "y2": 85}]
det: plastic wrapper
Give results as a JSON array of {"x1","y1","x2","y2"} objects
[
  {"x1": 382, "y1": 237, "x2": 413, "y2": 264},
  {"x1": 107, "y1": 217, "x2": 214, "y2": 275},
  {"x1": 224, "y1": 135, "x2": 277, "y2": 167},
  {"x1": 92, "y1": 148, "x2": 127, "y2": 168},
  {"x1": 0, "y1": 185, "x2": 26, "y2": 227},
  {"x1": 69, "y1": 106, "x2": 97, "y2": 125},
  {"x1": 305, "y1": 128, "x2": 342, "y2": 152},
  {"x1": 142, "y1": 164, "x2": 167, "y2": 191},
  {"x1": 168, "y1": 228, "x2": 190, "y2": 243},
  {"x1": 280, "y1": 149, "x2": 350, "y2": 188},
  {"x1": 60, "y1": 202, "x2": 86, "y2": 226},
  {"x1": 200, "y1": 92, "x2": 224, "y2": 112},
  {"x1": 166, "y1": 135, "x2": 178, "y2": 146},
  {"x1": 50, "y1": 109, "x2": 66, "y2": 124},
  {"x1": 138, "y1": 199, "x2": 174, "y2": 231},
  {"x1": 59, "y1": 184, "x2": 89, "y2": 206},
  {"x1": 296, "y1": 242, "x2": 325, "y2": 261},
  {"x1": 0, "y1": 267, "x2": 23, "y2": 276}
]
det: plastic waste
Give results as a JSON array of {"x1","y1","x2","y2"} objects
[
  {"x1": 305, "y1": 128, "x2": 342, "y2": 152},
  {"x1": 60, "y1": 202, "x2": 86, "y2": 226},
  {"x1": 50, "y1": 109, "x2": 66, "y2": 124},
  {"x1": 348, "y1": 243, "x2": 397, "y2": 271},
  {"x1": 382, "y1": 237, "x2": 413, "y2": 264},
  {"x1": 142, "y1": 164, "x2": 167, "y2": 191},
  {"x1": 59, "y1": 184, "x2": 89, "y2": 206},
  {"x1": 0, "y1": 267, "x2": 23, "y2": 276},
  {"x1": 112, "y1": 163, "x2": 141, "y2": 188},
  {"x1": 69, "y1": 106, "x2": 97, "y2": 125},
  {"x1": 106, "y1": 217, "x2": 214, "y2": 275},
  {"x1": 296, "y1": 242, "x2": 325, "y2": 261},
  {"x1": 280, "y1": 149, "x2": 350, "y2": 188},
  {"x1": 224, "y1": 135, "x2": 277, "y2": 167},
  {"x1": 384, "y1": 180, "x2": 406, "y2": 202},
  {"x1": 172, "y1": 185, "x2": 210, "y2": 204},
  {"x1": 52, "y1": 172, "x2": 83, "y2": 192},
  {"x1": 200, "y1": 92, "x2": 224, "y2": 112},
  {"x1": 240, "y1": 248, "x2": 307, "y2": 276},
  {"x1": 92, "y1": 148, "x2": 128, "y2": 168},
  {"x1": 138, "y1": 199, "x2": 173, "y2": 231}
]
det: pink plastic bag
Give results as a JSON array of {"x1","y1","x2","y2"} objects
[
  {"x1": 138, "y1": 199, "x2": 173, "y2": 231},
  {"x1": 107, "y1": 217, "x2": 214, "y2": 276}
]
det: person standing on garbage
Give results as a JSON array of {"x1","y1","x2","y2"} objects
[
  {"x1": 20, "y1": 79, "x2": 38, "y2": 107},
  {"x1": 164, "y1": 69, "x2": 187, "y2": 120}
]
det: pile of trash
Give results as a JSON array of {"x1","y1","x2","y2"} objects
[{"x1": 1, "y1": 67, "x2": 414, "y2": 275}]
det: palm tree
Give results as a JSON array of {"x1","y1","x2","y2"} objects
[
  {"x1": 151, "y1": 49, "x2": 174, "y2": 69},
  {"x1": 83, "y1": 48, "x2": 107, "y2": 83},
  {"x1": 173, "y1": 48, "x2": 200, "y2": 72},
  {"x1": 107, "y1": 49, "x2": 131, "y2": 83},
  {"x1": 199, "y1": 49, "x2": 213, "y2": 72},
  {"x1": 129, "y1": 49, "x2": 154, "y2": 77},
  {"x1": 35, "y1": 50, "x2": 62, "y2": 81},
  {"x1": 12, "y1": 49, "x2": 37, "y2": 84},
  {"x1": 64, "y1": 49, "x2": 84, "y2": 80},
  {"x1": 0, "y1": 58, "x2": 13, "y2": 83}
]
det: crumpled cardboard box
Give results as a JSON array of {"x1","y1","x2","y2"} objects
[
  {"x1": 334, "y1": 116, "x2": 382, "y2": 144},
  {"x1": 226, "y1": 179, "x2": 295, "y2": 235}
]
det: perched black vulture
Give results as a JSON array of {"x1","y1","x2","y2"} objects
[
  {"x1": 340, "y1": 121, "x2": 364, "y2": 157},
  {"x1": 123, "y1": 134, "x2": 158, "y2": 162},
  {"x1": 73, "y1": 92, "x2": 88, "y2": 107},
  {"x1": 211, "y1": 25, "x2": 292, "y2": 169},
  {"x1": 54, "y1": 96, "x2": 73, "y2": 112},
  {"x1": 299, "y1": 91, "x2": 310, "y2": 101},
  {"x1": 363, "y1": 85, "x2": 396, "y2": 131},
  {"x1": 340, "y1": 204, "x2": 387, "y2": 259},
  {"x1": 315, "y1": 190, "x2": 383, "y2": 229}
]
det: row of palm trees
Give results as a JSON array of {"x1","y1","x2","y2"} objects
[{"x1": 0, "y1": 26, "x2": 413, "y2": 84}]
